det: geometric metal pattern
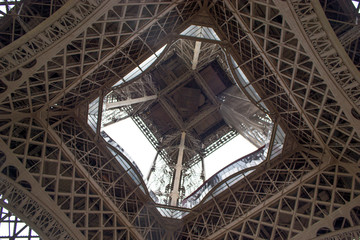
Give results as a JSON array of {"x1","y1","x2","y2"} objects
[
  {"x1": 0, "y1": 205, "x2": 40, "y2": 240},
  {"x1": 0, "y1": 177, "x2": 64, "y2": 240},
  {"x1": 0, "y1": 0, "x2": 359, "y2": 239},
  {"x1": 100, "y1": 33, "x2": 273, "y2": 206},
  {"x1": 177, "y1": 152, "x2": 360, "y2": 239}
]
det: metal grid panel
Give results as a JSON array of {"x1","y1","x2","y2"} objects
[{"x1": 0, "y1": 0, "x2": 358, "y2": 239}]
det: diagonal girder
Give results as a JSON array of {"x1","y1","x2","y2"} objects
[
  {"x1": 0, "y1": 138, "x2": 85, "y2": 240},
  {"x1": 223, "y1": 0, "x2": 333, "y2": 158},
  {"x1": 158, "y1": 96, "x2": 184, "y2": 130},
  {"x1": 1, "y1": 0, "x2": 360, "y2": 239},
  {"x1": 36, "y1": 114, "x2": 145, "y2": 240},
  {"x1": 105, "y1": 95, "x2": 157, "y2": 110},
  {"x1": 41, "y1": 1, "x2": 185, "y2": 111},
  {"x1": 275, "y1": 0, "x2": 360, "y2": 137}
]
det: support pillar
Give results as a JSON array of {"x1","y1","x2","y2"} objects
[
  {"x1": 105, "y1": 95, "x2": 157, "y2": 109},
  {"x1": 147, "y1": 150, "x2": 160, "y2": 182},
  {"x1": 200, "y1": 155, "x2": 205, "y2": 182},
  {"x1": 170, "y1": 132, "x2": 186, "y2": 206},
  {"x1": 192, "y1": 41, "x2": 202, "y2": 70}
]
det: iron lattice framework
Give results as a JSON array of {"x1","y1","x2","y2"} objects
[
  {"x1": 100, "y1": 26, "x2": 274, "y2": 206},
  {"x1": 0, "y1": 0, "x2": 358, "y2": 239}
]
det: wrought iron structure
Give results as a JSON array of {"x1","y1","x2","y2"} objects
[
  {"x1": 0, "y1": 0, "x2": 359, "y2": 239},
  {"x1": 99, "y1": 25, "x2": 274, "y2": 206}
]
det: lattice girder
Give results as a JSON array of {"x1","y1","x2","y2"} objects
[
  {"x1": 176, "y1": 150, "x2": 319, "y2": 238},
  {"x1": 0, "y1": 0, "x2": 201, "y2": 115},
  {"x1": 288, "y1": 0, "x2": 360, "y2": 132},
  {"x1": 319, "y1": 0, "x2": 360, "y2": 71},
  {"x1": 47, "y1": 114, "x2": 166, "y2": 239},
  {"x1": 0, "y1": 114, "x2": 167, "y2": 239},
  {"x1": 0, "y1": 127, "x2": 83, "y2": 239},
  {"x1": 0, "y1": 204, "x2": 42, "y2": 239},
  {"x1": 209, "y1": 0, "x2": 360, "y2": 165},
  {"x1": 0, "y1": 0, "x2": 67, "y2": 49},
  {"x1": 0, "y1": 0, "x2": 359, "y2": 239},
  {"x1": 177, "y1": 150, "x2": 360, "y2": 239}
]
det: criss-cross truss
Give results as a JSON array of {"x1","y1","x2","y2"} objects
[
  {"x1": 100, "y1": 32, "x2": 274, "y2": 206},
  {"x1": 0, "y1": 0, "x2": 359, "y2": 239},
  {"x1": 0, "y1": 205, "x2": 40, "y2": 239}
]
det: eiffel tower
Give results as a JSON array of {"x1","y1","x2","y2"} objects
[{"x1": 0, "y1": 0, "x2": 359, "y2": 239}]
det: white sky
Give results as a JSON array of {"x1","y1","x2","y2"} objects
[
  {"x1": 0, "y1": 3, "x2": 15, "y2": 15},
  {"x1": 352, "y1": 1, "x2": 359, "y2": 9},
  {"x1": 204, "y1": 134, "x2": 256, "y2": 177},
  {"x1": 104, "y1": 118, "x2": 257, "y2": 181},
  {"x1": 104, "y1": 118, "x2": 157, "y2": 178}
]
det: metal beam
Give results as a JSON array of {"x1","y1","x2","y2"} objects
[
  {"x1": 170, "y1": 131, "x2": 186, "y2": 206},
  {"x1": 105, "y1": 95, "x2": 157, "y2": 110},
  {"x1": 223, "y1": 0, "x2": 331, "y2": 156},
  {"x1": 41, "y1": 0, "x2": 184, "y2": 111},
  {"x1": 192, "y1": 41, "x2": 202, "y2": 70},
  {"x1": 292, "y1": 178, "x2": 360, "y2": 240},
  {"x1": 265, "y1": 119, "x2": 280, "y2": 166},
  {"x1": 158, "y1": 71, "x2": 193, "y2": 96},
  {"x1": 274, "y1": 0, "x2": 360, "y2": 137},
  {"x1": 193, "y1": 72, "x2": 219, "y2": 105},
  {"x1": 0, "y1": 0, "x2": 110, "y2": 102},
  {"x1": 0, "y1": 139, "x2": 85, "y2": 240},
  {"x1": 176, "y1": 34, "x2": 224, "y2": 45},
  {"x1": 158, "y1": 97, "x2": 184, "y2": 129},
  {"x1": 185, "y1": 105, "x2": 218, "y2": 129},
  {"x1": 37, "y1": 115, "x2": 145, "y2": 240},
  {"x1": 207, "y1": 154, "x2": 332, "y2": 239}
]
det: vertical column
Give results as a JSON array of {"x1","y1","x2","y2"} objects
[
  {"x1": 201, "y1": 155, "x2": 206, "y2": 181},
  {"x1": 147, "y1": 150, "x2": 160, "y2": 182},
  {"x1": 192, "y1": 41, "x2": 202, "y2": 70},
  {"x1": 170, "y1": 132, "x2": 186, "y2": 206},
  {"x1": 96, "y1": 90, "x2": 104, "y2": 136}
]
